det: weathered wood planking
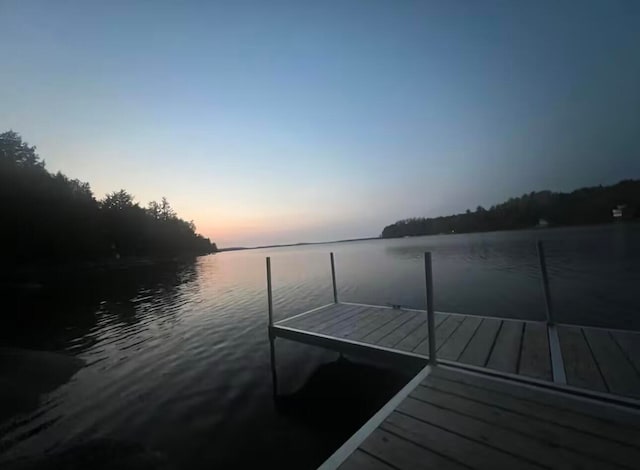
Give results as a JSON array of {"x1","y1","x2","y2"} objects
[
  {"x1": 413, "y1": 315, "x2": 464, "y2": 355},
  {"x1": 486, "y1": 320, "x2": 524, "y2": 374},
  {"x1": 612, "y1": 330, "x2": 640, "y2": 373},
  {"x1": 437, "y1": 316, "x2": 482, "y2": 361},
  {"x1": 583, "y1": 328, "x2": 640, "y2": 398},
  {"x1": 394, "y1": 314, "x2": 447, "y2": 352},
  {"x1": 277, "y1": 304, "x2": 334, "y2": 329},
  {"x1": 276, "y1": 303, "x2": 640, "y2": 400},
  {"x1": 334, "y1": 366, "x2": 640, "y2": 470},
  {"x1": 418, "y1": 379, "x2": 640, "y2": 468},
  {"x1": 375, "y1": 314, "x2": 425, "y2": 349},
  {"x1": 277, "y1": 305, "x2": 640, "y2": 470},
  {"x1": 359, "y1": 428, "x2": 468, "y2": 470},
  {"x1": 360, "y1": 310, "x2": 418, "y2": 344},
  {"x1": 557, "y1": 326, "x2": 607, "y2": 392},
  {"x1": 382, "y1": 411, "x2": 541, "y2": 470},
  {"x1": 337, "y1": 450, "x2": 394, "y2": 470},
  {"x1": 333, "y1": 308, "x2": 395, "y2": 340},
  {"x1": 314, "y1": 307, "x2": 373, "y2": 336},
  {"x1": 345, "y1": 309, "x2": 407, "y2": 342},
  {"x1": 519, "y1": 322, "x2": 552, "y2": 380},
  {"x1": 457, "y1": 318, "x2": 502, "y2": 367},
  {"x1": 432, "y1": 366, "x2": 640, "y2": 444},
  {"x1": 287, "y1": 304, "x2": 362, "y2": 330},
  {"x1": 397, "y1": 396, "x2": 602, "y2": 470}
]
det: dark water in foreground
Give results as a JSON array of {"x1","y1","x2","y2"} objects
[{"x1": 1, "y1": 224, "x2": 639, "y2": 468}]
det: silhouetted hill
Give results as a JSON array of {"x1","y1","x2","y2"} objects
[
  {"x1": 381, "y1": 180, "x2": 640, "y2": 238},
  {"x1": 0, "y1": 131, "x2": 217, "y2": 268}
]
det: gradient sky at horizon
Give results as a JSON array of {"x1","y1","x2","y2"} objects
[{"x1": 2, "y1": 1, "x2": 639, "y2": 247}]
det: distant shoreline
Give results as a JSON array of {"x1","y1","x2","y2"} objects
[
  {"x1": 217, "y1": 236, "x2": 381, "y2": 252},
  {"x1": 218, "y1": 220, "x2": 639, "y2": 252},
  {"x1": 380, "y1": 179, "x2": 639, "y2": 239}
]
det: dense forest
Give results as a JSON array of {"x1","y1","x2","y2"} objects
[
  {"x1": 1, "y1": 131, "x2": 217, "y2": 266},
  {"x1": 381, "y1": 180, "x2": 640, "y2": 238}
]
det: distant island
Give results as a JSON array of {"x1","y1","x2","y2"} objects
[
  {"x1": 381, "y1": 180, "x2": 639, "y2": 238},
  {"x1": 1, "y1": 131, "x2": 217, "y2": 271}
]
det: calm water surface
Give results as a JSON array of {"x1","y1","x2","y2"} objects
[{"x1": 1, "y1": 224, "x2": 639, "y2": 468}]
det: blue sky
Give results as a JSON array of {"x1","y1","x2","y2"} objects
[{"x1": 1, "y1": 1, "x2": 639, "y2": 246}]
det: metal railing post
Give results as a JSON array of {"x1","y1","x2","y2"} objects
[
  {"x1": 330, "y1": 252, "x2": 338, "y2": 303},
  {"x1": 537, "y1": 241, "x2": 566, "y2": 384},
  {"x1": 425, "y1": 252, "x2": 437, "y2": 365},
  {"x1": 537, "y1": 240, "x2": 554, "y2": 325}
]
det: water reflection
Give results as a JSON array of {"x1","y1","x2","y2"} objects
[
  {"x1": 2, "y1": 260, "x2": 200, "y2": 354},
  {"x1": 1, "y1": 224, "x2": 639, "y2": 469}
]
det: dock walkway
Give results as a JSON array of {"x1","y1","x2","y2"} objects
[
  {"x1": 274, "y1": 302, "x2": 640, "y2": 400},
  {"x1": 264, "y1": 251, "x2": 640, "y2": 469},
  {"x1": 323, "y1": 364, "x2": 640, "y2": 470}
]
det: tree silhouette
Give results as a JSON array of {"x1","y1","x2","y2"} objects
[
  {"x1": 101, "y1": 190, "x2": 135, "y2": 211},
  {"x1": 381, "y1": 181, "x2": 640, "y2": 238},
  {"x1": 159, "y1": 197, "x2": 175, "y2": 221},
  {"x1": 0, "y1": 130, "x2": 217, "y2": 268},
  {"x1": 0, "y1": 130, "x2": 44, "y2": 169},
  {"x1": 147, "y1": 201, "x2": 161, "y2": 220}
]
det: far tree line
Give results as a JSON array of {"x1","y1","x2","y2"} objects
[
  {"x1": 0, "y1": 131, "x2": 217, "y2": 266},
  {"x1": 381, "y1": 180, "x2": 640, "y2": 238}
]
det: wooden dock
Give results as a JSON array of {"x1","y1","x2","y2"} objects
[
  {"x1": 274, "y1": 302, "x2": 640, "y2": 400},
  {"x1": 265, "y1": 251, "x2": 640, "y2": 469},
  {"x1": 320, "y1": 364, "x2": 640, "y2": 470}
]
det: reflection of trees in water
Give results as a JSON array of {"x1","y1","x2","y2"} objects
[{"x1": 1, "y1": 260, "x2": 199, "y2": 353}]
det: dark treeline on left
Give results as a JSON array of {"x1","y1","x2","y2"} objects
[{"x1": 1, "y1": 131, "x2": 217, "y2": 267}]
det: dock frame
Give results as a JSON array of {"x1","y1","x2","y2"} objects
[{"x1": 264, "y1": 248, "x2": 640, "y2": 469}]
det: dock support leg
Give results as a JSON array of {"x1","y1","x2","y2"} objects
[
  {"x1": 424, "y1": 252, "x2": 437, "y2": 366},
  {"x1": 269, "y1": 336, "x2": 278, "y2": 398},
  {"x1": 537, "y1": 241, "x2": 554, "y2": 325},
  {"x1": 266, "y1": 257, "x2": 278, "y2": 398},
  {"x1": 266, "y1": 257, "x2": 274, "y2": 326},
  {"x1": 537, "y1": 241, "x2": 566, "y2": 384}
]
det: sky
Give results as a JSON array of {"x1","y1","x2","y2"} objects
[{"x1": 1, "y1": 1, "x2": 639, "y2": 247}]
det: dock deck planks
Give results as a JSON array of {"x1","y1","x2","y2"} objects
[
  {"x1": 274, "y1": 302, "x2": 640, "y2": 399},
  {"x1": 519, "y1": 322, "x2": 552, "y2": 380},
  {"x1": 329, "y1": 366, "x2": 640, "y2": 470},
  {"x1": 486, "y1": 320, "x2": 524, "y2": 374},
  {"x1": 437, "y1": 316, "x2": 482, "y2": 361},
  {"x1": 456, "y1": 318, "x2": 502, "y2": 368},
  {"x1": 583, "y1": 328, "x2": 640, "y2": 398}
]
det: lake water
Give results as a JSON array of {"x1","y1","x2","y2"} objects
[{"x1": 1, "y1": 224, "x2": 639, "y2": 468}]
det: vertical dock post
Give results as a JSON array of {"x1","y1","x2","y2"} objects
[
  {"x1": 537, "y1": 240, "x2": 554, "y2": 325},
  {"x1": 424, "y1": 252, "x2": 437, "y2": 365},
  {"x1": 537, "y1": 242, "x2": 566, "y2": 384},
  {"x1": 266, "y1": 257, "x2": 274, "y2": 327},
  {"x1": 330, "y1": 252, "x2": 338, "y2": 303},
  {"x1": 266, "y1": 257, "x2": 278, "y2": 397}
]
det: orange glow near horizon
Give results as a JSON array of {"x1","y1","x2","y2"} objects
[{"x1": 185, "y1": 207, "x2": 334, "y2": 248}]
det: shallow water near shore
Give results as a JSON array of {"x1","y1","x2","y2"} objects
[{"x1": 1, "y1": 224, "x2": 639, "y2": 468}]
